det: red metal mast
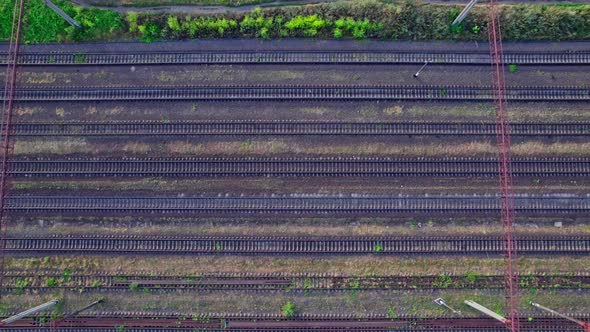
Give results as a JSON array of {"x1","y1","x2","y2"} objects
[
  {"x1": 487, "y1": 1, "x2": 520, "y2": 332},
  {"x1": 0, "y1": 0, "x2": 25, "y2": 301}
]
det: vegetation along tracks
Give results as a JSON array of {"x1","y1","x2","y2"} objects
[
  {"x1": 5, "y1": 272, "x2": 589, "y2": 292},
  {"x1": 11, "y1": 121, "x2": 590, "y2": 136},
  {"x1": 6, "y1": 195, "x2": 590, "y2": 215},
  {"x1": 9, "y1": 157, "x2": 590, "y2": 178},
  {"x1": 8, "y1": 85, "x2": 590, "y2": 101},
  {"x1": 5, "y1": 235, "x2": 589, "y2": 255},
  {"x1": 5, "y1": 315, "x2": 588, "y2": 332},
  {"x1": 5, "y1": 50, "x2": 590, "y2": 66}
]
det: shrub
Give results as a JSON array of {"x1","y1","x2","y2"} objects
[
  {"x1": 281, "y1": 302, "x2": 296, "y2": 318},
  {"x1": 62, "y1": 269, "x2": 72, "y2": 282},
  {"x1": 433, "y1": 274, "x2": 452, "y2": 288},
  {"x1": 15, "y1": 278, "x2": 30, "y2": 294},
  {"x1": 46, "y1": 278, "x2": 58, "y2": 287},
  {"x1": 465, "y1": 271, "x2": 479, "y2": 284},
  {"x1": 285, "y1": 14, "x2": 327, "y2": 37},
  {"x1": 167, "y1": 16, "x2": 181, "y2": 31},
  {"x1": 3, "y1": 1, "x2": 590, "y2": 43},
  {"x1": 138, "y1": 22, "x2": 162, "y2": 42},
  {"x1": 128, "y1": 283, "x2": 140, "y2": 292},
  {"x1": 509, "y1": 64, "x2": 518, "y2": 73},
  {"x1": 127, "y1": 11, "x2": 139, "y2": 33},
  {"x1": 373, "y1": 243, "x2": 383, "y2": 253},
  {"x1": 387, "y1": 306, "x2": 398, "y2": 319}
]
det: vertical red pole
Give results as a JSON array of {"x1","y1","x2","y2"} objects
[
  {"x1": 487, "y1": 1, "x2": 520, "y2": 332},
  {"x1": 0, "y1": 0, "x2": 25, "y2": 301}
]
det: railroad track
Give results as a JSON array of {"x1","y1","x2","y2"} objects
[
  {"x1": 2, "y1": 315, "x2": 587, "y2": 331},
  {"x1": 10, "y1": 121, "x2": 590, "y2": 137},
  {"x1": 6, "y1": 195, "x2": 590, "y2": 215},
  {"x1": 4, "y1": 272, "x2": 588, "y2": 291},
  {"x1": 9, "y1": 157, "x2": 590, "y2": 178},
  {"x1": 5, "y1": 50, "x2": 590, "y2": 66},
  {"x1": 5, "y1": 235, "x2": 589, "y2": 254},
  {"x1": 8, "y1": 85, "x2": 590, "y2": 101}
]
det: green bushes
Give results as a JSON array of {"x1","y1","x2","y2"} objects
[
  {"x1": 281, "y1": 301, "x2": 297, "y2": 318},
  {"x1": 285, "y1": 14, "x2": 327, "y2": 37},
  {"x1": 0, "y1": 0, "x2": 124, "y2": 43},
  {"x1": 2, "y1": 0, "x2": 590, "y2": 43}
]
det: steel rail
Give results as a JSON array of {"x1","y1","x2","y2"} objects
[
  {"x1": 4, "y1": 234, "x2": 589, "y2": 254},
  {"x1": 1, "y1": 315, "x2": 588, "y2": 332},
  {"x1": 4, "y1": 312, "x2": 588, "y2": 332},
  {"x1": 3, "y1": 273, "x2": 589, "y2": 291},
  {"x1": 4, "y1": 50, "x2": 590, "y2": 66},
  {"x1": 9, "y1": 121, "x2": 590, "y2": 137},
  {"x1": 6, "y1": 195, "x2": 590, "y2": 215},
  {"x1": 7, "y1": 157, "x2": 590, "y2": 178},
  {"x1": 7, "y1": 85, "x2": 590, "y2": 102}
]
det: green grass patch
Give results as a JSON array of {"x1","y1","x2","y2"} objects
[
  {"x1": 281, "y1": 301, "x2": 297, "y2": 318},
  {"x1": 2, "y1": 0, "x2": 590, "y2": 43},
  {"x1": 84, "y1": 0, "x2": 278, "y2": 7},
  {"x1": 0, "y1": 0, "x2": 124, "y2": 43}
]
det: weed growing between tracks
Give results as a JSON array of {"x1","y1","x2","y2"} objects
[
  {"x1": 1, "y1": 289, "x2": 588, "y2": 316},
  {"x1": 7, "y1": 256, "x2": 590, "y2": 276}
]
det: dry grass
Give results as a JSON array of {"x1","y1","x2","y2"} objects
[
  {"x1": 302, "y1": 107, "x2": 329, "y2": 115},
  {"x1": 7, "y1": 255, "x2": 590, "y2": 276},
  {"x1": 10, "y1": 222, "x2": 590, "y2": 238},
  {"x1": 15, "y1": 106, "x2": 43, "y2": 116},
  {"x1": 165, "y1": 140, "x2": 289, "y2": 155},
  {"x1": 1, "y1": 287, "x2": 588, "y2": 317},
  {"x1": 155, "y1": 68, "x2": 247, "y2": 83},
  {"x1": 383, "y1": 105, "x2": 404, "y2": 116},
  {"x1": 121, "y1": 142, "x2": 152, "y2": 154},
  {"x1": 159, "y1": 140, "x2": 590, "y2": 157},
  {"x1": 13, "y1": 138, "x2": 90, "y2": 155}
]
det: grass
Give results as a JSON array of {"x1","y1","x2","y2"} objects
[
  {"x1": 7, "y1": 255, "x2": 590, "y2": 277},
  {"x1": 16, "y1": 136, "x2": 590, "y2": 157},
  {"x1": 3, "y1": 1, "x2": 590, "y2": 43},
  {"x1": 509, "y1": 64, "x2": 519, "y2": 74},
  {"x1": 281, "y1": 301, "x2": 297, "y2": 318},
  {"x1": 0, "y1": 0, "x2": 124, "y2": 43},
  {"x1": 84, "y1": 0, "x2": 279, "y2": 7},
  {"x1": 0, "y1": 289, "x2": 588, "y2": 316}
]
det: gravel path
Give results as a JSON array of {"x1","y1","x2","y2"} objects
[
  {"x1": 6, "y1": 39, "x2": 590, "y2": 53},
  {"x1": 70, "y1": 0, "x2": 590, "y2": 14}
]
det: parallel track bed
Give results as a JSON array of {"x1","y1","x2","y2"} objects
[
  {"x1": 4, "y1": 273, "x2": 589, "y2": 291},
  {"x1": 6, "y1": 50, "x2": 590, "y2": 66},
  {"x1": 11, "y1": 121, "x2": 590, "y2": 137},
  {"x1": 5, "y1": 235, "x2": 589, "y2": 254},
  {"x1": 6, "y1": 195, "x2": 590, "y2": 215},
  {"x1": 9, "y1": 86, "x2": 590, "y2": 101},
  {"x1": 10, "y1": 157, "x2": 590, "y2": 177},
  {"x1": 2, "y1": 316, "x2": 587, "y2": 331}
]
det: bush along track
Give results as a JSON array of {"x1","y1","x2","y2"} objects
[
  {"x1": 1, "y1": 0, "x2": 590, "y2": 43},
  {"x1": 4, "y1": 273, "x2": 590, "y2": 292}
]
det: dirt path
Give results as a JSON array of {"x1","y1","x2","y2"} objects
[
  {"x1": 70, "y1": 0, "x2": 590, "y2": 14},
  {"x1": 70, "y1": 0, "x2": 337, "y2": 13}
]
